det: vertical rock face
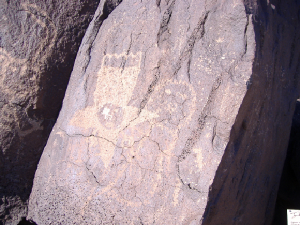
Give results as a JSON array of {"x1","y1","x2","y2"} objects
[
  {"x1": 0, "y1": 0, "x2": 100, "y2": 224},
  {"x1": 202, "y1": 0, "x2": 300, "y2": 224},
  {"x1": 27, "y1": 0, "x2": 300, "y2": 225},
  {"x1": 272, "y1": 100, "x2": 300, "y2": 225}
]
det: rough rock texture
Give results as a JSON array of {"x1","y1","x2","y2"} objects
[
  {"x1": 272, "y1": 100, "x2": 300, "y2": 225},
  {"x1": 0, "y1": 0, "x2": 100, "y2": 224},
  {"x1": 202, "y1": 0, "x2": 300, "y2": 224},
  {"x1": 27, "y1": 0, "x2": 300, "y2": 224}
]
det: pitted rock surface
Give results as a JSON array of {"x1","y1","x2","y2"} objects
[
  {"x1": 28, "y1": 0, "x2": 300, "y2": 224},
  {"x1": 0, "y1": 0, "x2": 100, "y2": 224},
  {"x1": 28, "y1": 0, "x2": 255, "y2": 224}
]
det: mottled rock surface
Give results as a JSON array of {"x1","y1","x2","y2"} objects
[
  {"x1": 28, "y1": 0, "x2": 254, "y2": 223},
  {"x1": 27, "y1": 0, "x2": 300, "y2": 224},
  {"x1": 0, "y1": 0, "x2": 100, "y2": 224}
]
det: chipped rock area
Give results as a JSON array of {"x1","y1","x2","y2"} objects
[
  {"x1": 27, "y1": 0, "x2": 258, "y2": 224},
  {"x1": 0, "y1": 0, "x2": 100, "y2": 224}
]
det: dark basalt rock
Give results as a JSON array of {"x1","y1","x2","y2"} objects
[
  {"x1": 0, "y1": 0, "x2": 100, "y2": 224},
  {"x1": 272, "y1": 100, "x2": 300, "y2": 225},
  {"x1": 202, "y1": 0, "x2": 300, "y2": 224},
  {"x1": 26, "y1": 0, "x2": 300, "y2": 224}
]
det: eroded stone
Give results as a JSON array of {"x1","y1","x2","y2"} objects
[{"x1": 27, "y1": 0, "x2": 256, "y2": 224}]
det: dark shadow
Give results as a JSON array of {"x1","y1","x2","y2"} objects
[
  {"x1": 201, "y1": 0, "x2": 300, "y2": 224},
  {"x1": 272, "y1": 100, "x2": 300, "y2": 225},
  {"x1": 17, "y1": 217, "x2": 37, "y2": 225},
  {"x1": 0, "y1": 1, "x2": 100, "y2": 223}
]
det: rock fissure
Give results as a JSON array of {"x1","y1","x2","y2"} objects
[
  {"x1": 178, "y1": 75, "x2": 222, "y2": 162},
  {"x1": 176, "y1": 164, "x2": 202, "y2": 194},
  {"x1": 138, "y1": 65, "x2": 161, "y2": 114},
  {"x1": 58, "y1": 127, "x2": 118, "y2": 148},
  {"x1": 61, "y1": 160, "x2": 83, "y2": 169},
  {"x1": 174, "y1": 11, "x2": 209, "y2": 81},
  {"x1": 120, "y1": 33, "x2": 133, "y2": 74},
  {"x1": 149, "y1": 136, "x2": 172, "y2": 157},
  {"x1": 242, "y1": 14, "x2": 250, "y2": 58},
  {"x1": 86, "y1": 140, "x2": 101, "y2": 185},
  {"x1": 156, "y1": 0, "x2": 175, "y2": 46},
  {"x1": 211, "y1": 121, "x2": 217, "y2": 146},
  {"x1": 176, "y1": 75, "x2": 223, "y2": 193}
]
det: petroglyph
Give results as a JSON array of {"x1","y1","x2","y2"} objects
[
  {"x1": 0, "y1": 48, "x2": 27, "y2": 87},
  {"x1": 65, "y1": 27, "x2": 239, "y2": 223},
  {"x1": 0, "y1": 3, "x2": 57, "y2": 72},
  {"x1": 65, "y1": 45, "x2": 240, "y2": 224},
  {"x1": 0, "y1": 3, "x2": 57, "y2": 137},
  {"x1": 71, "y1": 52, "x2": 143, "y2": 140},
  {"x1": 20, "y1": 3, "x2": 57, "y2": 68},
  {"x1": 28, "y1": 0, "x2": 266, "y2": 223},
  {"x1": 68, "y1": 67, "x2": 202, "y2": 220},
  {"x1": 0, "y1": 3, "x2": 57, "y2": 94}
]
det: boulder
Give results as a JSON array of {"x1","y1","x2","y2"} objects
[
  {"x1": 27, "y1": 0, "x2": 300, "y2": 224},
  {"x1": 0, "y1": 0, "x2": 100, "y2": 223}
]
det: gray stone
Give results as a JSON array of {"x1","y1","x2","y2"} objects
[
  {"x1": 0, "y1": 0, "x2": 100, "y2": 224},
  {"x1": 28, "y1": 0, "x2": 300, "y2": 224}
]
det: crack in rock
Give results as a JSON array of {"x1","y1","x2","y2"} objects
[
  {"x1": 174, "y1": 11, "x2": 210, "y2": 81},
  {"x1": 156, "y1": 0, "x2": 176, "y2": 46}
]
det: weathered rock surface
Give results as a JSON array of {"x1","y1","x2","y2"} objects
[
  {"x1": 27, "y1": 0, "x2": 300, "y2": 224},
  {"x1": 0, "y1": 0, "x2": 100, "y2": 224},
  {"x1": 202, "y1": 0, "x2": 300, "y2": 224}
]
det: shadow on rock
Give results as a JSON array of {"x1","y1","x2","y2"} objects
[
  {"x1": 17, "y1": 217, "x2": 37, "y2": 225},
  {"x1": 272, "y1": 100, "x2": 300, "y2": 225}
]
